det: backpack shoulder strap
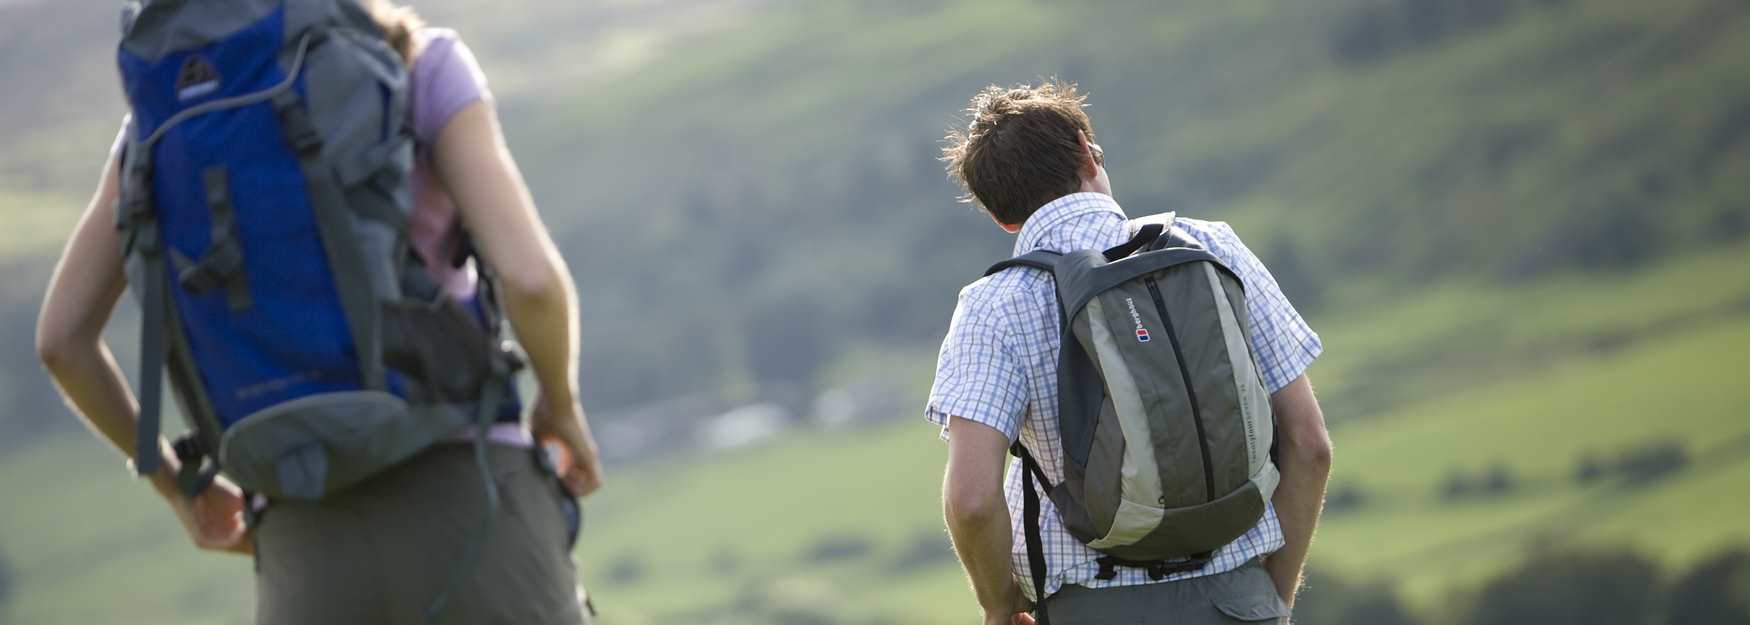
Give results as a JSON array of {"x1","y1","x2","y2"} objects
[
  {"x1": 1158, "y1": 223, "x2": 1205, "y2": 252},
  {"x1": 984, "y1": 249, "x2": 1063, "y2": 277},
  {"x1": 1103, "y1": 222, "x2": 1166, "y2": 261}
]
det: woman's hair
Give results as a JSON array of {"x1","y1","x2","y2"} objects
[{"x1": 364, "y1": 0, "x2": 424, "y2": 64}]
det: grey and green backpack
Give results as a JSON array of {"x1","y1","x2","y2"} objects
[{"x1": 984, "y1": 216, "x2": 1279, "y2": 608}]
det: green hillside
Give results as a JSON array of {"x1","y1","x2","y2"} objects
[
  {"x1": 5, "y1": 242, "x2": 1746, "y2": 625},
  {"x1": 6, "y1": 0, "x2": 1744, "y2": 415},
  {"x1": 3, "y1": 0, "x2": 1748, "y2": 623},
  {"x1": 490, "y1": 0, "x2": 1750, "y2": 409},
  {"x1": 565, "y1": 244, "x2": 1750, "y2": 625}
]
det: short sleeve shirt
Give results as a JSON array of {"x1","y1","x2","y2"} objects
[{"x1": 924, "y1": 192, "x2": 1322, "y2": 600}]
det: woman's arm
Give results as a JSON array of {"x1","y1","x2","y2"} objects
[
  {"x1": 36, "y1": 151, "x2": 249, "y2": 553},
  {"x1": 430, "y1": 100, "x2": 602, "y2": 497},
  {"x1": 36, "y1": 153, "x2": 163, "y2": 483}
]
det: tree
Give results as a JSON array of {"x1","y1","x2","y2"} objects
[
  {"x1": 1665, "y1": 548, "x2": 1750, "y2": 625},
  {"x1": 1463, "y1": 547, "x2": 1662, "y2": 625},
  {"x1": 1292, "y1": 568, "x2": 1420, "y2": 625}
]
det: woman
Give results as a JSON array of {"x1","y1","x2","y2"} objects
[{"x1": 34, "y1": 2, "x2": 603, "y2": 623}]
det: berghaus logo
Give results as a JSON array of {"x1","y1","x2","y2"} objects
[
  {"x1": 176, "y1": 55, "x2": 221, "y2": 101},
  {"x1": 1124, "y1": 297, "x2": 1151, "y2": 343}
]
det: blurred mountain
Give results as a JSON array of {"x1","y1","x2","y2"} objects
[{"x1": 2, "y1": 0, "x2": 1745, "y2": 443}]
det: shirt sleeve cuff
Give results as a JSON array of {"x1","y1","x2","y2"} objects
[{"x1": 923, "y1": 397, "x2": 1022, "y2": 443}]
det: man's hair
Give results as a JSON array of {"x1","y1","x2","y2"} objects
[{"x1": 942, "y1": 80, "x2": 1095, "y2": 226}]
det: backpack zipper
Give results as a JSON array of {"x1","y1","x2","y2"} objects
[{"x1": 1145, "y1": 276, "x2": 1217, "y2": 503}]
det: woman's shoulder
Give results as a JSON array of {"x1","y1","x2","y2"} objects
[
  {"x1": 406, "y1": 27, "x2": 491, "y2": 143},
  {"x1": 411, "y1": 27, "x2": 464, "y2": 66}
]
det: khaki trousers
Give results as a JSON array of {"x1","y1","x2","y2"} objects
[{"x1": 253, "y1": 444, "x2": 590, "y2": 625}]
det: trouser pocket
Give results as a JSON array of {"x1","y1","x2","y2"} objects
[
  {"x1": 531, "y1": 445, "x2": 582, "y2": 550},
  {"x1": 1207, "y1": 559, "x2": 1290, "y2": 622}
]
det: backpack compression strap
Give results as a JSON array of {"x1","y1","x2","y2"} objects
[
  {"x1": 1011, "y1": 443, "x2": 1056, "y2": 624},
  {"x1": 1012, "y1": 444, "x2": 1053, "y2": 622}
]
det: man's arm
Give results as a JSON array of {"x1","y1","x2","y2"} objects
[
  {"x1": 944, "y1": 418, "x2": 1031, "y2": 625},
  {"x1": 1265, "y1": 374, "x2": 1333, "y2": 606}
]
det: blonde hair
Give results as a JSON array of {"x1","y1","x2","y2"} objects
[{"x1": 364, "y1": 0, "x2": 423, "y2": 64}]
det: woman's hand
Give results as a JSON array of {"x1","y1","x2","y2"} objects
[
  {"x1": 531, "y1": 396, "x2": 604, "y2": 498},
  {"x1": 164, "y1": 475, "x2": 252, "y2": 555}
]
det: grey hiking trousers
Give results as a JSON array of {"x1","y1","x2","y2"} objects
[
  {"x1": 1041, "y1": 558, "x2": 1291, "y2": 624},
  {"x1": 253, "y1": 444, "x2": 590, "y2": 625}
]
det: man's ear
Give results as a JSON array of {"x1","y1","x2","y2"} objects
[
  {"x1": 991, "y1": 212, "x2": 1023, "y2": 234},
  {"x1": 1077, "y1": 130, "x2": 1099, "y2": 181}
]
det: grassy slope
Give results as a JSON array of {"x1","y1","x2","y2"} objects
[
  {"x1": 5, "y1": 1, "x2": 1750, "y2": 623},
  {"x1": 8, "y1": 244, "x2": 1745, "y2": 625},
  {"x1": 574, "y1": 245, "x2": 1750, "y2": 624}
]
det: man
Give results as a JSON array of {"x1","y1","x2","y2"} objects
[{"x1": 928, "y1": 81, "x2": 1333, "y2": 625}]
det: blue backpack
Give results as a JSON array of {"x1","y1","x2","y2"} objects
[{"x1": 116, "y1": 0, "x2": 520, "y2": 502}]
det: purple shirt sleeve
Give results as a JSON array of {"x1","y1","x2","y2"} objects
[{"x1": 411, "y1": 29, "x2": 492, "y2": 145}]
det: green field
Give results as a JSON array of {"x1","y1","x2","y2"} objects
[
  {"x1": 4, "y1": 0, "x2": 1749, "y2": 623},
  {"x1": 6, "y1": 243, "x2": 1747, "y2": 625},
  {"x1": 571, "y1": 244, "x2": 1750, "y2": 624}
]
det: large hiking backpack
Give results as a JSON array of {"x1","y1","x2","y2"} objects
[
  {"x1": 984, "y1": 216, "x2": 1279, "y2": 610},
  {"x1": 115, "y1": 0, "x2": 520, "y2": 502}
]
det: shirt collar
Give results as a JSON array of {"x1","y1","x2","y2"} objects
[{"x1": 1013, "y1": 192, "x2": 1129, "y2": 255}]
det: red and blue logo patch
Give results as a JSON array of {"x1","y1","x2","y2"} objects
[{"x1": 1136, "y1": 328, "x2": 1151, "y2": 342}]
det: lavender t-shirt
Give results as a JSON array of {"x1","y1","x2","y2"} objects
[
  {"x1": 407, "y1": 28, "x2": 489, "y2": 300},
  {"x1": 408, "y1": 29, "x2": 531, "y2": 447}
]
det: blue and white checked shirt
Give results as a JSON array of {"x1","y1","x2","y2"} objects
[{"x1": 925, "y1": 192, "x2": 1323, "y2": 601}]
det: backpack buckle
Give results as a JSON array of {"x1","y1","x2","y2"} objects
[
  {"x1": 132, "y1": 220, "x2": 162, "y2": 255},
  {"x1": 271, "y1": 92, "x2": 323, "y2": 156},
  {"x1": 285, "y1": 121, "x2": 323, "y2": 156},
  {"x1": 1095, "y1": 557, "x2": 1120, "y2": 581}
]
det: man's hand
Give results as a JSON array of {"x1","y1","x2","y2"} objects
[
  {"x1": 165, "y1": 475, "x2": 251, "y2": 555},
  {"x1": 984, "y1": 611, "x2": 1035, "y2": 625},
  {"x1": 531, "y1": 396, "x2": 604, "y2": 498},
  {"x1": 982, "y1": 586, "x2": 1036, "y2": 625}
]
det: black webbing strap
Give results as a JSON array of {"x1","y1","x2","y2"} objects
[
  {"x1": 1103, "y1": 222, "x2": 1165, "y2": 261},
  {"x1": 171, "y1": 434, "x2": 220, "y2": 497},
  {"x1": 1094, "y1": 551, "x2": 1215, "y2": 582},
  {"x1": 984, "y1": 249, "x2": 1062, "y2": 278},
  {"x1": 174, "y1": 166, "x2": 252, "y2": 310},
  {"x1": 1012, "y1": 443, "x2": 1054, "y2": 624},
  {"x1": 426, "y1": 365, "x2": 510, "y2": 623},
  {"x1": 272, "y1": 90, "x2": 385, "y2": 390}
]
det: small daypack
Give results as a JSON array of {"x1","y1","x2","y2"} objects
[
  {"x1": 115, "y1": 0, "x2": 520, "y2": 503},
  {"x1": 984, "y1": 215, "x2": 1279, "y2": 611}
]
